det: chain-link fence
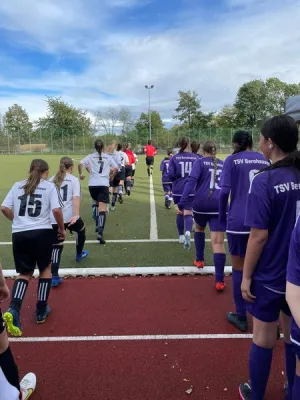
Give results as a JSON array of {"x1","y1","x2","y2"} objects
[{"x1": 0, "y1": 127, "x2": 262, "y2": 155}]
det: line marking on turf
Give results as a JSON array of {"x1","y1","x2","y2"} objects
[
  {"x1": 149, "y1": 175, "x2": 158, "y2": 240},
  {"x1": 10, "y1": 333, "x2": 253, "y2": 343},
  {"x1": 0, "y1": 238, "x2": 227, "y2": 245},
  {"x1": 3, "y1": 266, "x2": 233, "y2": 278}
]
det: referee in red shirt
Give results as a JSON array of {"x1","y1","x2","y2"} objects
[{"x1": 144, "y1": 140, "x2": 157, "y2": 176}]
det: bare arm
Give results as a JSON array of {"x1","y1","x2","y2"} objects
[
  {"x1": 286, "y1": 282, "x2": 300, "y2": 327},
  {"x1": 1, "y1": 206, "x2": 13, "y2": 221},
  {"x1": 53, "y1": 208, "x2": 66, "y2": 240},
  {"x1": 73, "y1": 196, "x2": 80, "y2": 217}
]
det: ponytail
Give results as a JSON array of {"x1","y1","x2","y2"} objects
[
  {"x1": 191, "y1": 141, "x2": 200, "y2": 154},
  {"x1": 178, "y1": 136, "x2": 189, "y2": 153},
  {"x1": 23, "y1": 159, "x2": 49, "y2": 195},
  {"x1": 203, "y1": 141, "x2": 217, "y2": 198},
  {"x1": 95, "y1": 139, "x2": 104, "y2": 161},
  {"x1": 232, "y1": 130, "x2": 253, "y2": 154},
  {"x1": 53, "y1": 157, "x2": 73, "y2": 188},
  {"x1": 264, "y1": 150, "x2": 300, "y2": 172}
]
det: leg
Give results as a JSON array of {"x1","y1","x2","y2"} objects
[
  {"x1": 183, "y1": 209, "x2": 193, "y2": 250},
  {"x1": 293, "y1": 357, "x2": 300, "y2": 399},
  {"x1": 36, "y1": 264, "x2": 52, "y2": 323},
  {"x1": 72, "y1": 219, "x2": 89, "y2": 262},
  {"x1": 97, "y1": 202, "x2": 107, "y2": 244},
  {"x1": 111, "y1": 187, "x2": 118, "y2": 209},
  {"x1": 210, "y1": 231, "x2": 226, "y2": 289},
  {"x1": 51, "y1": 243, "x2": 64, "y2": 277},
  {"x1": 194, "y1": 223, "x2": 206, "y2": 268},
  {"x1": 281, "y1": 311, "x2": 295, "y2": 399}
]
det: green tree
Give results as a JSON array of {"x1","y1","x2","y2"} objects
[
  {"x1": 174, "y1": 90, "x2": 201, "y2": 128},
  {"x1": 3, "y1": 104, "x2": 33, "y2": 144},
  {"x1": 135, "y1": 111, "x2": 164, "y2": 144},
  {"x1": 214, "y1": 104, "x2": 241, "y2": 128},
  {"x1": 95, "y1": 107, "x2": 133, "y2": 135}
]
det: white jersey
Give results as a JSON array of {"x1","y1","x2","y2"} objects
[
  {"x1": 109, "y1": 150, "x2": 122, "y2": 169},
  {"x1": 49, "y1": 173, "x2": 81, "y2": 223},
  {"x1": 132, "y1": 152, "x2": 138, "y2": 170},
  {"x1": 117, "y1": 151, "x2": 129, "y2": 168},
  {"x1": 80, "y1": 152, "x2": 118, "y2": 187},
  {"x1": 1, "y1": 179, "x2": 62, "y2": 233}
]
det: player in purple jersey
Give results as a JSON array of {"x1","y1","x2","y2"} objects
[
  {"x1": 239, "y1": 116, "x2": 300, "y2": 400},
  {"x1": 219, "y1": 131, "x2": 270, "y2": 331},
  {"x1": 178, "y1": 141, "x2": 226, "y2": 291},
  {"x1": 168, "y1": 137, "x2": 198, "y2": 247},
  {"x1": 191, "y1": 141, "x2": 202, "y2": 159},
  {"x1": 160, "y1": 149, "x2": 173, "y2": 209}
]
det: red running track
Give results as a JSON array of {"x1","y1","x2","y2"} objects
[{"x1": 5, "y1": 276, "x2": 287, "y2": 399}]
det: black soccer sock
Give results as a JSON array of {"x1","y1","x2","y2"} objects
[
  {"x1": 0, "y1": 347, "x2": 20, "y2": 391},
  {"x1": 95, "y1": 207, "x2": 99, "y2": 230},
  {"x1": 147, "y1": 168, "x2": 150, "y2": 176},
  {"x1": 76, "y1": 228, "x2": 86, "y2": 255},
  {"x1": 97, "y1": 212, "x2": 106, "y2": 236},
  {"x1": 131, "y1": 178, "x2": 135, "y2": 186},
  {"x1": 51, "y1": 245, "x2": 64, "y2": 277},
  {"x1": 10, "y1": 279, "x2": 29, "y2": 313},
  {"x1": 36, "y1": 278, "x2": 51, "y2": 312},
  {"x1": 112, "y1": 193, "x2": 118, "y2": 207}
]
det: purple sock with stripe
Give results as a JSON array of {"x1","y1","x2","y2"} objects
[
  {"x1": 285, "y1": 342, "x2": 296, "y2": 399},
  {"x1": 184, "y1": 215, "x2": 193, "y2": 233},
  {"x1": 232, "y1": 269, "x2": 246, "y2": 318},
  {"x1": 214, "y1": 253, "x2": 226, "y2": 283},
  {"x1": 176, "y1": 215, "x2": 184, "y2": 236},
  {"x1": 194, "y1": 232, "x2": 205, "y2": 261},
  {"x1": 249, "y1": 343, "x2": 273, "y2": 399}
]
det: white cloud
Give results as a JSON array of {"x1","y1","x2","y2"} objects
[{"x1": 0, "y1": 0, "x2": 300, "y2": 123}]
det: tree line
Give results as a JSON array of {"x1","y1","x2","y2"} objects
[{"x1": 0, "y1": 77, "x2": 299, "y2": 152}]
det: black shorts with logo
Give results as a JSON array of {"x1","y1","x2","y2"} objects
[
  {"x1": 89, "y1": 186, "x2": 110, "y2": 204},
  {"x1": 146, "y1": 156, "x2": 154, "y2": 166},
  {"x1": 12, "y1": 229, "x2": 55, "y2": 274},
  {"x1": 119, "y1": 167, "x2": 126, "y2": 181}
]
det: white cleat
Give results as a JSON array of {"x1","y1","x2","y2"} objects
[
  {"x1": 179, "y1": 235, "x2": 185, "y2": 244},
  {"x1": 20, "y1": 373, "x2": 37, "y2": 400},
  {"x1": 184, "y1": 231, "x2": 191, "y2": 250}
]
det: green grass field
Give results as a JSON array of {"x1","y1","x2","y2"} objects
[{"x1": 0, "y1": 154, "x2": 229, "y2": 269}]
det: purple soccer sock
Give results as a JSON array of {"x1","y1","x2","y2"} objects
[
  {"x1": 250, "y1": 343, "x2": 273, "y2": 400},
  {"x1": 293, "y1": 374, "x2": 300, "y2": 399},
  {"x1": 176, "y1": 215, "x2": 184, "y2": 236},
  {"x1": 214, "y1": 253, "x2": 226, "y2": 283},
  {"x1": 184, "y1": 215, "x2": 193, "y2": 233},
  {"x1": 194, "y1": 232, "x2": 205, "y2": 261},
  {"x1": 285, "y1": 342, "x2": 296, "y2": 399},
  {"x1": 232, "y1": 269, "x2": 246, "y2": 319}
]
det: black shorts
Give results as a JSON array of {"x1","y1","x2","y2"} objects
[
  {"x1": 89, "y1": 186, "x2": 110, "y2": 204},
  {"x1": 0, "y1": 308, "x2": 4, "y2": 334},
  {"x1": 12, "y1": 229, "x2": 54, "y2": 273},
  {"x1": 125, "y1": 166, "x2": 133, "y2": 178},
  {"x1": 52, "y1": 217, "x2": 84, "y2": 237},
  {"x1": 146, "y1": 156, "x2": 154, "y2": 166},
  {"x1": 110, "y1": 175, "x2": 121, "y2": 188},
  {"x1": 119, "y1": 167, "x2": 125, "y2": 181}
]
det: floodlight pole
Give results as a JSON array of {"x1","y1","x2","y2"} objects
[{"x1": 145, "y1": 85, "x2": 154, "y2": 140}]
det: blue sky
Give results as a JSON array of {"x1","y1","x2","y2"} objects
[{"x1": 0, "y1": 0, "x2": 299, "y2": 122}]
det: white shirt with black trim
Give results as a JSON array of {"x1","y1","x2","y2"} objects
[
  {"x1": 49, "y1": 173, "x2": 81, "y2": 223},
  {"x1": 80, "y1": 152, "x2": 118, "y2": 187},
  {"x1": 117, "y1": 151, "x2": 129, "y2": 168},
  {"x1": 1, "y1": 179, "x2": 61, "y2": 233}
]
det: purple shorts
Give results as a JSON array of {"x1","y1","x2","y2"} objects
[
  {"x1": 162, "y1": 183, "x2": 172, "y2": 193},
  {"x1": 193, "y1": 212, "x2": 226, "y2": 232},
  {"x1": 227, "y1": 233, "x2": 249, "y2": 258},
  {"x1": 291, "y1": 319, "x2": 300, "y2": 360},
  {"x1": 247, "y1": 280, "x2": 291, "y2": 323},
  {"x1": 174, "y1": 196, "x2": 193, "y2": 211}
]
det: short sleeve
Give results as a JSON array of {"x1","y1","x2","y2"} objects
[
  {"x1": 220, "y1": 156, "x2": 232, "y2": 188},
  {"x1": 190, "y1": 159, "x2": 202, "y2": 180},
  {"x1": 72, "y1": 178, "x2": 81, "y2": 198},
  {"x1": 287, "y1": 225, "x2": 300, "y2": 286},
  {"x1": 2, "y1": 187, "x2": 14, "y2": 209},
  {"x1": 50, "y1": 184, "x2": 63, "y2": 210},
  {"x1": 245, "y1": 172, "x2": 271, "y2": 230},
  {"x1": 109, "y1": 157, "x2": 118, "y2": 169},
  {"x1": 80, "y1": 155, "x2": 90, "y2": 167}
]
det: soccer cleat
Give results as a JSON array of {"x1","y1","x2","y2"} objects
[
  {"x1": 184, "y1": 232, "x2": 191, "y2": 250},
  {"x1": 97, "y1": 235, "x2": 106, "y2": 245},
  {"x1": 76, "y1": 250, "x2": 89, "y2": 262},
  {"x1": 20, "y1": 372, "x2": 37, "y2": 400},
  {"x1": 226, "y1": 312, "x2": 248, "y2": 332},
  {"x1": 127, "y1": 189, "x2": 131, "y2": 196},
  {"x1": 215, "y1": 282, "x2": 225, "y2": 292},
  {"x1": 3, "y1": 308, "x2": 22, "y2": 337},
  {"x1": 118, "y1": 194, "x2": 123, "y2": 204},
  {"x1": 179, "y1": 235, "x2": 185, "y2": 244},
  {"x1": 238, "y1": 383, "x2": 251, "y2": 400},
  {"x1": 193, "y1": 260, "x2": 205, "y2": 268},
  {"x1": 51, "y1": 276, "x2": 63, "y2": 288},
  {"x1": 110, "y1": 206, "x2": 116, "y2": 211},
  {"x1": 36, "y1": 306, "x2": 51, "y2": 324}
]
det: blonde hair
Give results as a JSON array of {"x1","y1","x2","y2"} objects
[
  {"x1": 24, "y1": 159, "x2": 49, "y2": 195},
  {"x1": 203, "y1": 141, "x2": 217, "y2": 198},
  {"x1": 53, "y1": 157, "x2": 73, "y2": 188}
]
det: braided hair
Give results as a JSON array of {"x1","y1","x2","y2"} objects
[
  {"x1": 203, "y1": 140, "x2": 217, "y2": 197},
  {"x1": 232, "y1": 130, "x2": 253, "y2": 154},
  {"x1": 261, "y1": 115, "x2": 300, "y2": 172},
  {"x1": 94, "y1": 139, "x2": 104, "y2": 161}
]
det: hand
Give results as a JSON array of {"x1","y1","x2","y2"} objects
[
  {"x1": 175, "y1": 204, "x2": 183, "y2": 215},
  {"x1": 241, "y1": 277, "x2": 256, "y2": 303},
  {"x1": 0, "y1": 282, "x2": 10, "y2": 303},
  {"x1": 68, "y1": 216, "x2": 79, "y2": 227},
  {"x1": 79, "y1": 175, "x2": 85, "y2": 181},
  {"x1": 58, "y1": 228, "x2": 67, "y2": 242}
]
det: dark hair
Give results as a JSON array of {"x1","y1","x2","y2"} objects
[
  {"x1": 117, "y1": 143, "x2": 122, "y2": 151},
  {"x1": 191, "y1": 141, "x2": 200, "y2": 154},
  {"x1": 178, "y1": 136, "x2": 189, "y2": 153},
  {"x1": 148, "y1": 140, "x2": 152, "y2": 145},
  {"x1": 167, "y1": 148, "x2": 173, "y2": 156},
  {"x1": 203, "y1": 141, "x2": 217, "y2": 197},
  {"x1": 123, "y1": 143, "x2": 129, "y2": 151},
  {"x1": 232, "y1": 130, "x2": 253, "y2": 154},
  {"x1": 24, "y1": 159, "x2": 49, "y2": 195},
  {"x1": 261, "y1": 115, "x2": 300, "y2": 171},
  {"x1": 53, "y1": 157, "x2": 73, "y2": 188},
  {"x1": 95, "y1": 139, "x2": 104, "y2": 160}
]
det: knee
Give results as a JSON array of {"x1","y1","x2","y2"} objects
[{"x1": 195, "y1": 224, "x2": 205, "y2": 233}]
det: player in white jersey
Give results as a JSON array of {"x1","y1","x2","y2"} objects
[
  {"x1": 116, "y1": 143, "x2": 129, "y2": 204},
  {"x1": 50, "y1": 157, "x2": 89, "y2": 288},
  {"x1": 1, "y1": 159, "x2": 65, "y2": 337},
  {"x1": 131, "y1": 152, "x2": 138, "y2": 187},
  {"x1": 107, "y1": 142, "x2": 122, "y2": 211},
  {"x1": 0, "y1": 263, "x2": 37, "y2": 399},
  {"x1": 79, "y1": 139, "x2": 118, "y2": 244}
]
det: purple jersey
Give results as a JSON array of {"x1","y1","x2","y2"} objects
[
  {"x1": 220, "y1": 151, "x2": 270, "y2": 233},
  {"x1": 179, "y1": 157, "x2": 224, "y2": 213},
  {"x1": 168, "y1": 152, "x2": 199, "y2": 197},
  {"x1": 160, "y1": 157, "x2": 171, "y2": 184},
  {"x1": 245, "y1": 167, "x2": 300, "y2": 292},
  {"x1": 287, "y1": 217, "x2": 300, "y2": 287}
]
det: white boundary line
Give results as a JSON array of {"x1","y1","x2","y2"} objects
[
  {"x1": 149, "y1": 175, "x2": 158, "y2": 240},
  {"x1": 3, "y1": 266, "x2": 233, "y2": 278},
  {"x1": 10, "y1": 333, "x2": 252, "y2": 343},
  {"x1": 0, "y1": 238, "x2": 227, "y2": 245}
]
